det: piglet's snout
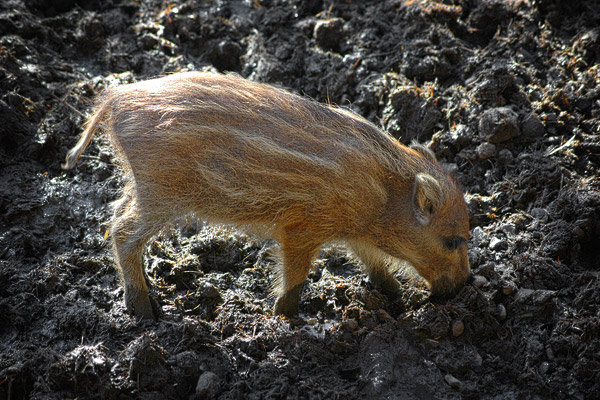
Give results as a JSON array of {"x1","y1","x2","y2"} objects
[{"x1": 429, "y1": 271, "x2": 471, "y2": 300}]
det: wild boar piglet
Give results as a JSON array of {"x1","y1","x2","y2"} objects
[{"x1": 63, "y1": 72, "x2": 470, "y2": 319}]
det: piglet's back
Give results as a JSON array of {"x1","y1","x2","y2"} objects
[{"x1": 103, "y1": 72, "x2": 394, "y2": 229}]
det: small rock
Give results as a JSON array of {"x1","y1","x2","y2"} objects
[
  {"x1": 470, "y1": 350, "x2": 483, "y2": 368},
  {"x1": 450, "y1": 124, "x2": 472, "y2": 147},
  {"x1": 539, "y1": 361, "x2": 550, "y2": 374},
  {"x1": 477, "y1": 262, "x2": 496, "y2": 278},
  {"x1": 195, "y1": 371, "x2": 221, "y2": 400},
  {"x1": 573, "y1": 97, "x2": 591, "y2": 111},
  {"x1": 479, "y1": 107, "x2": 520, "y2": 143},
  {"x1": 502, "y1": 282, "x2": 516, "y2": 295},
  {"x1": 472, "y1": 226, "x2": 486, "y2": 244},
  {"x1": 514, "y1": 288, "x2": 556, "y2": 305},
  {"x1": 306, "y1": 317, "x2": 318, "y2": 325},
  {"x1": 500, "y1": 223, "x2": 516, "y2": 236},
  {"x1": 457, "y1": 148, "x2": 477, "y2": 162},
  {"x1": 445, "y1": 373, "x2": 462, "y2": 389},
  {"x1": 209, "y1": 40, "x2": 242, "y2": 71},
  {"x1": 477, "y1": 142, "x2": 496, "y2": 159},
  {"x1": 573, "y1": 226, "x2": 586, "y2": 240},
  {"x1": 472, "y1": 66, "x2": 515, "y2": 101},
  {"x1": 452, "y1": 320, "x2": 464, "y2": 337},
  {"x1": 314, "y1": 18, "x2": 345, "y2": 52},
  {"x1": 540, "y1": 112, "x2": 558, "y2": 134},
  {"x1": 473, "y1": 275, "x2": 487, "y2": 288},
  {"x1": 496, "y1": 304, "x2": 507, "y2": 320},
  {"x1": 197, "y1": 281, "x2": 220, "y2": 298},
  {"x1": 530, "y1": 207, "x2": 549, "y2": 222},
  {"x1": 521, "y1": 112, "x2": 545, "y2": 137},
  {"x1": 497, "y1": 148, "x2": 514, "y2": 161},
  {"x1": 489, "y1": 237, "x2": 508, "y2": 251}
]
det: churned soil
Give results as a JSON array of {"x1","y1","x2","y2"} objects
[{"x1": 1, "y1": 0, "x2": 599, "y2": 399}]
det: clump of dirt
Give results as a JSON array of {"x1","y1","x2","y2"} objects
[{"x1": 1, "y1": 0, "x2": 599, "y2": 399}]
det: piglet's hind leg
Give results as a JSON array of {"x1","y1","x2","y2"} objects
[{"x1": 111, "y1": 197, "x2": 163, "y2": 320}]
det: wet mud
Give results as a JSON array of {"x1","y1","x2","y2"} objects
[{"x1": 1, "y1": 0, "x2": 599, "y2": 399}]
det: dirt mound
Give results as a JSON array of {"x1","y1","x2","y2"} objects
[{"x1": 1, "y1": 0, "x2": 599, "y2": 399}]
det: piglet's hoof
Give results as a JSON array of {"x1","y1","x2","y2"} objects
[
  {"x1": 274, "y1": 284, "x2": 303, "y2": 317},
  {"x1": 368, "y1": 272, "x2": 402, "y2": 301},
  {"x1": 124, "y1": 289, "x2": 157, "y2": 321}
]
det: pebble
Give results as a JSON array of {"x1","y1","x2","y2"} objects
[
  {"x1": 514, "y1": 288, "x2": 557, "y2": 305},
  {"x1": 496, "y1": 304, "x2": 507, "y2": 320},
  {"x1": 211, "y1": 40, "x2": 242, "y2": 70},
  {"x1": 489, "y1": 237, "x2": 508, "y2": 251},
  {"x1": 444, "y1": 373, "x2": 462, "y2": 389},
  {"x1": 573, "y1": 226, "x2": 585, "y2": 240},
  {"x1": 502, "y1": 282, "x2": 516, "y2": 295},
  {"x1": 530, "y1": 207, "x2": 549, "y2": 222},
  {"x1": 471, "y1": 350, "x2": 483, "y2": 368},
  {"x1": 477, "y1": 142, "x2": 496, "y2": 159},
  {"x1": 197, "y1": 282, "x2": 221, "y2": 298},
  {"x1": 313, "y1": 18, "x2": 345, "y2": 52},
  {"x1": 471, "y1": 226, "x2": 487, "y2": 246},
  {"x1": 479, "y1": 107, "x2": 520, "y2": 143},
  {"x1": 500, "y1": 223, "x2": 516, "y2": 236},
  {"x1": 195, "y1": 371, "x2": 221, "y2": 400},
  {"x1": 473, "y1": 275, "x2": 488, "y2": 288},
  {"x1": 452, "y1": 320, "x2": 464, "y2": 337},
  {"x1": 477, "y1": 262, "x2": 496, "y2": 278},
  {"x1": 497, "y1": 148, "x2": 514, "y2": 162},
  {"x1": 450, "y1": 124, "x2": 472, "y2": 147},
  {"x1": 306, "y1": 317, "x2": 318, "y2": 325},
  {"x1": 521, "y1": 112, "x2": 545, "y2": 137}
]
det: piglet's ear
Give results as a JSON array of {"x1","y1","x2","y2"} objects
[{"x1": 413, "y1": 173, "x2": 442, "y2": 225}]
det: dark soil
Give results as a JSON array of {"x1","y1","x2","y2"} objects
[{"x1": 1, "y1": 0, "x2": 599, "y2": 399}]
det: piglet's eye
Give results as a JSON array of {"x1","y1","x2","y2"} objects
[{"x1": 444, "y1": 236, "x2": 467, "y2": 250}]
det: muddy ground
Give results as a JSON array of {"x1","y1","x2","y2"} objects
[{"x1": 1, "y1": 0, "x2": 599, "y2": 399}]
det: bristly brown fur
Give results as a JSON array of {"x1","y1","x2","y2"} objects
[{"x1": 62, "y1": 72, "x2": 470, "y2": 319}]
